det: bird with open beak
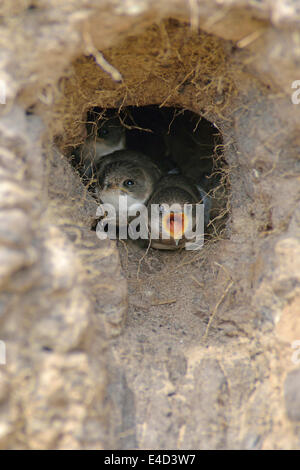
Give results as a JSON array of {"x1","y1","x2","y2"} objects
[
  {"x1": 146, "y1": 174, "x2": 211, "y2": 250},
  {"x1": 75, "y1": 113, "x2": 126, "y2": 181},
  {"x1": 95, "y1": 149, "x2": 163, "y2": 227}
]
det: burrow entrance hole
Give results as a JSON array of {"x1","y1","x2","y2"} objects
[
  {"x1": 67, "y1": 105, "x2": 230, "y2": 340},
  {"x1": 48, "y1": 18, "x2": 244, "y2": 342},
  {"x1": 71, "y1": 104, "x2": 229, "y2": 240}
]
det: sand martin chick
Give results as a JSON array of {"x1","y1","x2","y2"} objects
[
  {"x1": 146, "y1": 174, "x2": 211, "y2": 250},
  {"x1": 96, "y1": 150, "x2": 163, "y2": 226},
  {"x1": 76, "y1": 115, "x2": 126, "y2": 180}
]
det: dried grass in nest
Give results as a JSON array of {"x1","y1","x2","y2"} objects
[{"x1": 48, "y1": 19, "x2": 238, "y2": 154}]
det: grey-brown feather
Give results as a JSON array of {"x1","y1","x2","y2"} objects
[{"x1": 95, "y1": 150, "x2": 163, "y2": 224}]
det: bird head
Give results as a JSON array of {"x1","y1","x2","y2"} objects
[
  {"x1": 148, "y1": 187, "x2": 196, "y2": 248},
  {"x1": 86, "y1": 112, "x2": 125, "y2": 147},
  {"x1": 97, "y1": 159, "x2": 160, "y2": 216},
  {"x1": 96, "y1": 117, "x2": 125, "y2": 146}
]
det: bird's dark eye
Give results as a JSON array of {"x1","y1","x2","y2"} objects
[
  {"x1": 99, "y1": 128, "x2": 108, "y2": 136},
  {"x1": 123, "y1": 179, "x2": 135, "y2": 187}
]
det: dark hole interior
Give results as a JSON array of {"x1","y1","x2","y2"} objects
[
  {"x1": 124, "y1": 106, "x2": 221, "y2": 188},
  {"x1": 71, "y1": 105, "x2": 227, "y2": 240}
]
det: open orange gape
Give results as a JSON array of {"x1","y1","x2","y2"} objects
[{"x1": 162, "y1": 211, "x2": 187, "y2": 242}]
